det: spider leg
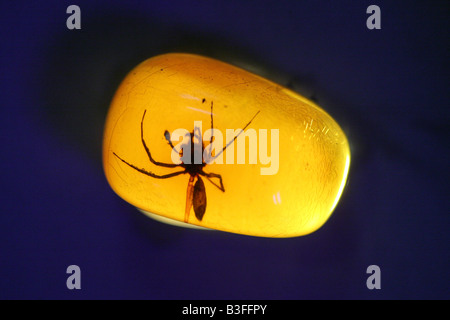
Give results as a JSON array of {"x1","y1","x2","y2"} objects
[
  {"x1": 193, "y1": 125, "x2": 202, "y2": 142},
  {"x1": 113, "y1": 152, "x2": 186, "y2": 179},
  {"x1": 141, "y1": 110, "x2": 179, "y2": 168},
  {"x1": 212, "y1": 110, "x2": 260, "y2": 161},
  {"x1": 164, "y1": 130, "x2": 176, "y2": 149},
  {"x1": 210, "y1": 101, "x2": 214, "y2": 144},
  {"x1": 184, "y1": 175, "x2": 195, "y2": 223},
  {"x1": 201, "y1": 171, "x2": 225, "y2": 192}
]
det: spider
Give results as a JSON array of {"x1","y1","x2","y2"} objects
[{"x1": 113, "y1": 101, "x2": 260, "y2": 223}]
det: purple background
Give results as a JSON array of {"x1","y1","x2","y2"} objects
[{"x1": 0, "y1": 0, "x2": 448, "y2": 299}]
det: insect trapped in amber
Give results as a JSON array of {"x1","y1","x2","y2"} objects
[
  {"x1": 113, "y1": 102, "x2": 260, "y2": 223},
  {"x1": 103, "y1": 53, "x2": 350, "y2": 237}
]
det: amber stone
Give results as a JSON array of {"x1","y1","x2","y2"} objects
[{"x1": 103, "y1": 53, "x2": 350, "y2": 237}]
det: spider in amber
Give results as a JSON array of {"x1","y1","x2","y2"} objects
[{"x1": 113, "y1": 101, "x2": 259, "y2": 223}]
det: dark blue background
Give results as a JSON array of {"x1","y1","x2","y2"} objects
[{"x1": 0, "y1": 0, "x2": 448, "y2": 299}]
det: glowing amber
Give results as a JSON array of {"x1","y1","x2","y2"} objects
[{"x1": 103, "y1": 53, "x2": 350, "y2": 237}]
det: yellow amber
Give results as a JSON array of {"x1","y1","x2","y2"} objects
[{"x1": 103, "y1": 53, "x2": 350, "y2": 238}]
